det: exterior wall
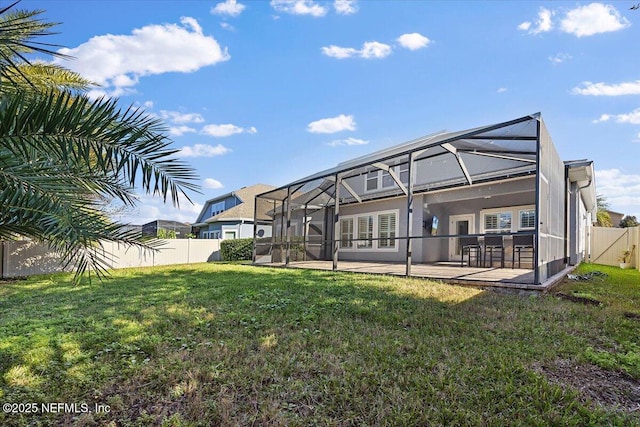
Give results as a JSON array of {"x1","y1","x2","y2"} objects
[
  {"x1": 337, "y1": 197, "x2": 408, "y2": 263},
  {"x1": 201, "y1": 221, "x2": 268, "y2": 239},
  {"x1": 196, "y1": 195, "x2": 241, "y2": 224},
  {"x1": 538, "y1": 120, "x2": 567, "y2": 282},
  {"x1": 1, "y1": 239, "x2": 221, "y2": 279}
]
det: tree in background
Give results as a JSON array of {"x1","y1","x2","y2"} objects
[
  {"x1": 0, "y1": 4, "x2": 199, "y2": 280},
  {"x1": 619, "y1": 215, "x2": 639, "y2": 228},
  {"x1": 595, "y1": 194, "x2": 613, "y2": 227}
]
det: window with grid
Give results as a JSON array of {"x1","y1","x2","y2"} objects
[
  {"x1": 340, "y1": 218, "x2": 354, "y2": 248},
  {"x1": 399, "y1": 164, "x2": 409, "y2": 184},
  {"x1": 378, "y1": 213, "x2": 396, "y2": 248},
  {"x1": 357, "y1": 216, "x2": 373, "y2": 248},
  {"x1": 519, "y1": 209, "x2": 536, "y2": 230},
  {"x1": 366, "y1": 171, "x2": 378, "y2": 191},
  {"x1": 381, "y1": 170, "x2": 394, "y2": 188},
  {"x1": 484, "y1": 212, "x2": 511, "y2": 233}
]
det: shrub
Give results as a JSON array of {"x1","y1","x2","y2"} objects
[{"x1": 220, "y1": 238, "x2": 253, "y2": 261}]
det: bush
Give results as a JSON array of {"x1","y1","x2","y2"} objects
[{"x1": 220, "y1": 238, "x2": 253, "y2": 261}]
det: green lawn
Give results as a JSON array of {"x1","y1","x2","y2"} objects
[{"x1": 0, "y1": 263, "x2": 639, "y2": 426}]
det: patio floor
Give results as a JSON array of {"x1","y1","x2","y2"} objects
[{"x1": 256, "y1": 260, "x2": 551, "y2": 291}]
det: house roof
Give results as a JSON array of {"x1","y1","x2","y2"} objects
[
  {"x1": 196, "y1": 183, "x2": 275, "y2": 226},
  {"x1": 257, "y1": 113, "x2": 543, "y2": 207}
]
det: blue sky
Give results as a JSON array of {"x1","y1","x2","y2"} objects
[{"x1": 23, "y1": 0, "x2": 640, "y2": 224}]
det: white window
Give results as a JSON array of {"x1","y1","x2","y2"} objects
[
  {"x1": 210, "y1": 201, "x2": 225, "y2": 217},
  {"x1": 357, "y1": 215, "x2": 373, "y2": 248},
  {"x1": 223, "y1": 230, "x2": 236, "y2": 240},
  {"x1": 337, "y1": 210, "x2": 398, "y2": 251},
  {"x1": 211, "y1": 231, "x2": 221, "y2": 239},
  {"x1": 364, "y1": 165, "x2": 409, "y2": 192},
  {"x1": 484, "y1": 212, "x2": 512, "y2": 233},
  {"x1": 340, "y1": 218, "x2": 354, "y2": 248},
  {"x1": 481, "y1": 205, "x2": 535, "y2": 233},
  {"x1": 378, "y1": 212, "x2": 397, "y2": 248},
  {"x1": 366, "y1": 171, "x2": 378, "y2": 192},
  {"x1": 519, "y1": 209, "x2": 536, "y2": 230}
]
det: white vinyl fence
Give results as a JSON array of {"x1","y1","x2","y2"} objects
[
  {"x1": 0, "y1": 239, "x2": 221, "y2": 279},
  {"x1": 589, "y1": 226, "x2": 639, "y2": 271}
]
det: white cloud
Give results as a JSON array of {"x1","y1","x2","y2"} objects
[
  {"x1": 201, "y1": 124, "x2": 257, "y2": 137},
  {"x1": 169, "y1": 126, "x2": 197, "y2": 136},
  {"x1": 592, "y1": 108, "x2": 640, "y2": 124},
  {"x1": 334, "y1": 0, "x2": 357, "y2": 15},
  {"x1": 519, "y1": 3, "x2": 629, "y2": 38},
  {"x1": 211, "y1": 0, "x2": 246, "y2": 17},
  {"x1": 635, "y1": 132, "x2": 640, "y2": 143},
  {"x1": 203, "y1": 178, "x2": 224, "y2": 189},
  {"x1": 220, "y1": 22, "x2": 235, "y2": 31},
  {"x1": 596, "y1": 169, "x2": 640, "y2": 218},
  {"x1": 517, "y1": 21, "x2": 532, "y2": 31},
  {"x1": 55, "y1": 17, "x2": 229, "y2": 97},
  {"x1": 573, "y1": 80, "x2": 640, "y2": 96},
  {"x1": 143, "y1": 101, "x2": 154, "y2": 108},
  {"x1": 321, "y1": 45, "x2": 359, "y2": 59},
  {"x1": 161, "y1": 110, "x2": 205, "y2": 124},
  {"x1": 497, "y1": 87, "x2": 508, "y2": 93},
  {"x1": 549, "y1": 53, "x2": 572, "y2": 64},
  {"x1": 328, "y1": 137, "x2": 369, "y2": 146},
  {"x1": 322, "y1": 41, "x2": 392, "y2": 59},
  {"x1": 308, "y1": 114, "x2": 356, "y2": 134},
  {"x1": 592, "y1": 113, "x2": 611, "y2": 123},
  {"x1": 178, "y1": 144, "x2": 231, "y2": 157},
  {"x1": 397, "y1": 33, "x2": 431, "y2": 50},
  {"x1": 519, "y1": 7, "x2": 553, "y2": 35},
  {"x1": 560, "y1": 3, "x2": 630, "y2": 37},
  {"x1": 270, "y1": 0, "x2": 327, "y2": 17},
  {"x1": 360, "y1": 41, "x2": 392, "y2": 59},
  {"x1": 114, "y1": 192, "x2": 203, "y2": 225}
]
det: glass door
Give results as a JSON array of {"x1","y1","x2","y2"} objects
[{"x1": 449, "y1": 214, "x2": 475, "y2": 261}]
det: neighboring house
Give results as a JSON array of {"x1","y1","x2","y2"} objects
[
  {"x1": 193, "y1": 184, "x2": 276, "y2": 240},
  {"x1": 607, "y1": 210, "x2": 624, "y2": 227},
  {"x1": 254, "y1": 113, "x2": 597, "y2": 286},
  {"x1": 141, "y1": 220, "x2": 192, "y2": 238}
]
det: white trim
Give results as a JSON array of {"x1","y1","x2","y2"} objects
[
  {"x1": 363, "y1": 165, "x2": 409, "y2": 194},
  {"x1": 338, "y1": 209, "x2": 400, "y2": 252},
  {"x1": 480, "y1": 204, "x2": 535, "y2": 233},
  {"x1": 448, "y1": 213, "x2": 475, "y2": 261}
]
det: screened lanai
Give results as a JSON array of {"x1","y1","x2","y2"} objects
[{"x1": 253, "y1": 113, "x2": 569, "y2": 286}]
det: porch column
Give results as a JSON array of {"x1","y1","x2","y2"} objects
[
  {"x1": 285, "y1": 186, "x2": 292, "y2": 267},
  {"x1": 252, "y1": 196, "x2": 258, "y2": 263},
  {"x1": 534, "y1": 120, "x2": 541, "y2": 285},
  {"x1": 333, "y1": 174, "x2": 341, "y2": 271},
  {"x1": 303, "y1": 204, "x2": 308, "y2": 261},
  {"x1": 405, "y1": 153, "x2": 414, "y2": 277}
]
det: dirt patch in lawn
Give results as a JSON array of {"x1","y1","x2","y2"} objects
[{"x1": 533, "y1": 359, "x2": 640, "y2": 414}]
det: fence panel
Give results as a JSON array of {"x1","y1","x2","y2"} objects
[
  {"x1": 1, "y1": 239, "x2": 221, "y2": 278},
  {"x1": 590, "y1": 226, "x2": 639, "y2": 270}
]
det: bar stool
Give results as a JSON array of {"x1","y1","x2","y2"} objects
[
  {"x1": 460, "y1": 236, "x2": 482, "y2": 267},
  {"x1": 512, "y1": 234, "x2": 534, "y2": 269},
  {"x1": 484, "y1": 235, "x2": 505, "y2": 268}
]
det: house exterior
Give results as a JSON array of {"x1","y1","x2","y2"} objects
[
  {"x1": 141, "y1": 220, "x2": 192, "y2": 238},
  {"x1": 193, "y1": 184, "x2": 275, "y2": 240},
  {"x1": 253, "y1": 113, "x2": 597, "y2": 286}
]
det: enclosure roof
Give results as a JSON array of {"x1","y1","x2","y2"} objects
[{"x1": 257, "y1": 113, "x2": 543, "y2": 203}]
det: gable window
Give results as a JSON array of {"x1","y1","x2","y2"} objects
[
  {"x1": 365, "y1": 165, "x2": 409, "y2": 192},
  {"x1": 210, "y1": 201, "x2": 225, "y2": 216},
  {"x1": 340, "y1": 218, "x2": 354, "y2": 248},
  {"x1": 366, "y1": 171, "x2": 378, "y2": 192},
  {"x1": 519, "y1": 209, "x2": 536, "y2": 230},
  {"x1": 378, "y1": 212, "x2": 397, "y2": 248},
  {"x1": 357, "y1": 215, "x2": 373, "y2": 248}
]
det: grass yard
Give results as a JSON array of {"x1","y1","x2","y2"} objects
[{"x1": 0, "y1": 263, "x2": 639, "y2": 426}]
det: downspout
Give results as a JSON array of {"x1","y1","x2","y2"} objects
[{"x1": 534, "y1": 120, "x2": 541, "y2": 285}]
